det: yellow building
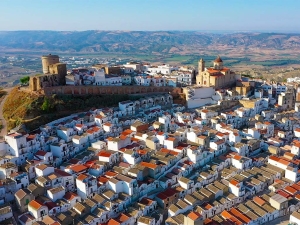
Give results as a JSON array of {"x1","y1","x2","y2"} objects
[{"x1": 196, "y1": 56, "x2": 236, "y2": 89}]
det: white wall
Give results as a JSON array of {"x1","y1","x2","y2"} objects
[{"x1": 186, "y1": 98, "x2": 212, "y2": 109}]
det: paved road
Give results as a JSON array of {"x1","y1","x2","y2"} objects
[{"x1": 0, "y1": 88, "x2": 13, "y2": 139}]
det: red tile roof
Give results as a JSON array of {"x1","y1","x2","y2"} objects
[
  {"x1": 98, "y1": 176, "x2": 109, "y2": 184},
  {"x1": 63, "y1": 192, "x2": 78, "y2": 201},
  {"x1": 188, "y1": 211, "x2": 202, "y2": 220},
  {"x1": 221, "y1": 210, "x2": 232, "y2": 220},
  {"x1": 45, "y1": 201, "x2": 58, "y2": 210},
  {"x1": 70, "y1": 164, "x2": 87, "y2": 173},
  {"x1": 229, "y1": 179, "x2": 239, "y2": 187},
  {"x1": 253, "y1": 196, "x2": 265, "y2": 206},
  {"x1": 166, "y1": 137, "x2": 176, "y2": 141},
  {"x1": 291, "y1": 184, "x2": 300, "y2": 191},
  {"x1": 277, "y1": 190, "x2": 291, "y2": 198},
  {"x1": 284, "y1": 186, "x2": 297, "y2": 195},
  {"x1": 36, "y1": 150, "x2": 47, "y2": 156},
  {"x1": 54, "y1": 169, "x2": 72, "y2": 177},
  {"x1": 233, "y1": 155, "x2": 242, "y2": 160},
  {"x1": 140, "y1": 161, "x2": 158, "y2": 169},
  {"x1": 105, "y1": 171, "x2": 118, "y2": 177},
  {"x1": 295, "y1": 128, "x2": 300, "y2": 132},
  {"x1": 77, "y1": 174, "x2": 88, "y2": 181},
  {"x1": 294, "y1": 194, "x2": 300, "y2": 200},
  {"x1": 107, "y1": 213, "x2": 130, "y2": 225},
  {"x1": 269, "y1": 155, "x2": 280, "y2": 162},
  {"x1": 139, "y1": 197, "x2": 154, "y2": 206},
  {"x1": 98, "y1": 151, "x2": 112, "y2": 157},
  {"x1": 202, "y1": 203, "x2": 213, "y2": 210},
  {"x1": 29, "y1": 200, "x2": 44, "y2": 210},
  {"x1": 230, "y1": 208, "x2": 251, "y2": 223}
]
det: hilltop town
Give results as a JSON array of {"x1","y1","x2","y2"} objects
[{"x1": 2, "y1": 54, "x2": 300, "y2": 225}]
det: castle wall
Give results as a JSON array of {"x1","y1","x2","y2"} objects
[
  {"x1": 29, "y1": 74, "x2": 66, "y2": 92},
  {"x1": 42, "y1": 85, "x2": 182, "y2": 96}
]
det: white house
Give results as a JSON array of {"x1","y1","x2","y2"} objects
[
  {"x1": 76, "y1": 174, "x2": 97, "y2": 199},
  {"x1": 0, "y1": 162, "x2": 18, "y2": 179},
  {"x1": 268, "y1": 155, "x2": 291, "y2": 170},
  {"x1": 57, "y1": 127, "x2": 75, "y2": 142},
  {"x1": 50, "y1": 142, "x2": 69, "y2": 161},
  {"x1": 54, "y1": 169, "x2": 75, "y2": 192},
  {"x1": 72, "y1": 134, "x2": 89, "y2": 151},
  {"x1": 97, "y1": 150, "x2": 119, "y2": 166},
  {"x1": 147, "y1": 64, "x2": 177, "y2": 75},
  {"x1": 107, "y1": 136, "x2": 131, "y2": 151},
  {"x1": 35, "y1": 150, "x2": 53, "y2": 163},
  {"x1": 294, "y1": 128, "x2": 300, "y2": 138},
  {"x1": 231, "y1": 155, "x2": 252, "y2": 170},
  {"x1": 291, "y1": 141, "x2": 300, "y2": 156},
  {"x1": 228, "y1": 179, "x2": 245, "y2": 197},
  {"x1": 107, "y1": 174, "x2": 138, "y2": 196},
  {"x1": 63, "y1": 192, "x2": 82, "y2": 208},
  {"x1": 290, "y1": 211, "x2": 300, "y2": 225},
  {"x1": 9, "y1": 172, "x2": 29, "y2": 190},
  {"x1": 47, "y1": 186, "x2": 66, "y2": 202},
  {"x1": 35, "y1": 164, "x2": 54, "y2": 177},
  {"x1": 285, "y1": 166, "x2": 300, "y2": 182},
  {"x1": 28, "y1": 200, "x2": 49, "y2": 219}
]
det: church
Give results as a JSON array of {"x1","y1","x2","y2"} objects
[{"x1": 196, "y1": 56, "x2": 236, "y2": 89}]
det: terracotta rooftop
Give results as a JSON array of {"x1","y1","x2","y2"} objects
[
  {"x1": 140, "y1": 161, "x2": 158, "y2": 169},
  {"x1": 77, "y1": 173, "x2": 89, "y2": 181},
  {"x1": 63, "y1": 192, "x2": 78, "y2": 201},
  {"x1": 70, "y1": 164, "x2": 87, "y2": 173},
  {"x1": 28, "y1": 200, "x2": 44, "y2": 210},
  {"x1": 36, "y1": 150, "x2": 47, "y2": 156},
  {"x1": 188, "y1": 211, "x2": 202, "y2": 220}
]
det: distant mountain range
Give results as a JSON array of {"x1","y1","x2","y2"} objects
[{"x1": 0, "y1": 31, "x2": 300, "y2": 54}]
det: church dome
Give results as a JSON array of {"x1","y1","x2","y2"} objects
[{"x1": 214, "y1": 56, "x2": 223, "y2": 63}]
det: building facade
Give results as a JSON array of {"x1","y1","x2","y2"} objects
[{"x1": 196, "y1": 56, "x2": 237, "y2": 89}]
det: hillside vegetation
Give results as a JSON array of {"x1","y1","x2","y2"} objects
[{"x1": 3, "y1": 88, "x2": 138, "y2": 131}]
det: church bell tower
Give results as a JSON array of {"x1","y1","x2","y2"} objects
[{"x1": 198, "y1": 58, "x2": 205, "y2": 73}]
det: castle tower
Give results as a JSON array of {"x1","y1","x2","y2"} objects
[
  {"x1": 198, "y1": 58, "x2": 205, "y2": 73},
  {"x1": 213, "y1": 55, "x2": 223, "y2": 70},
  {"x1": 41, "y1": 54, "x2": 60, "y2": 74}
]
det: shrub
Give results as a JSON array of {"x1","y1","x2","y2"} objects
[
  {"x1": 41, "y1": 97, "x2": 50, "y2": 112},
  {"x1": 20, "y1": 76, "x2": 30, "y2": 85}
]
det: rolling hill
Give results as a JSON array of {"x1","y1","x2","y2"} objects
[{"x1": 0, "y1": 31, "x2": 300, "y2": 54}]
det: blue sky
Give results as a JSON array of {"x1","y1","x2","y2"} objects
[{"x1": 1, "y1": 0, "x2": 299, "y2": 31}]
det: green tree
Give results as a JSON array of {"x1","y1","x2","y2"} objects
[
  {"x1": 41, "y1": 97, "x2": 50, "y2": 112},
  {"x1": 20, "y1": 76, "x2": 30, "y2": 85}
]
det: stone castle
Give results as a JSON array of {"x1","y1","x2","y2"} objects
[{"x1": 29, "y1": 54, "x2": 67, "y2": 91}]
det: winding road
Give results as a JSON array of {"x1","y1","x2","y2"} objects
[{"x1": 0, "y1": 87, "x2": 13, "y2": 139}]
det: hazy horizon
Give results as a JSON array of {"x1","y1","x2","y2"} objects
[
  {"x1": 1, "y1": 30, "x2": 300, "y2": 34},
  {"x1": 1, "y1": 0, "x2": 299, "y2": 32}
]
